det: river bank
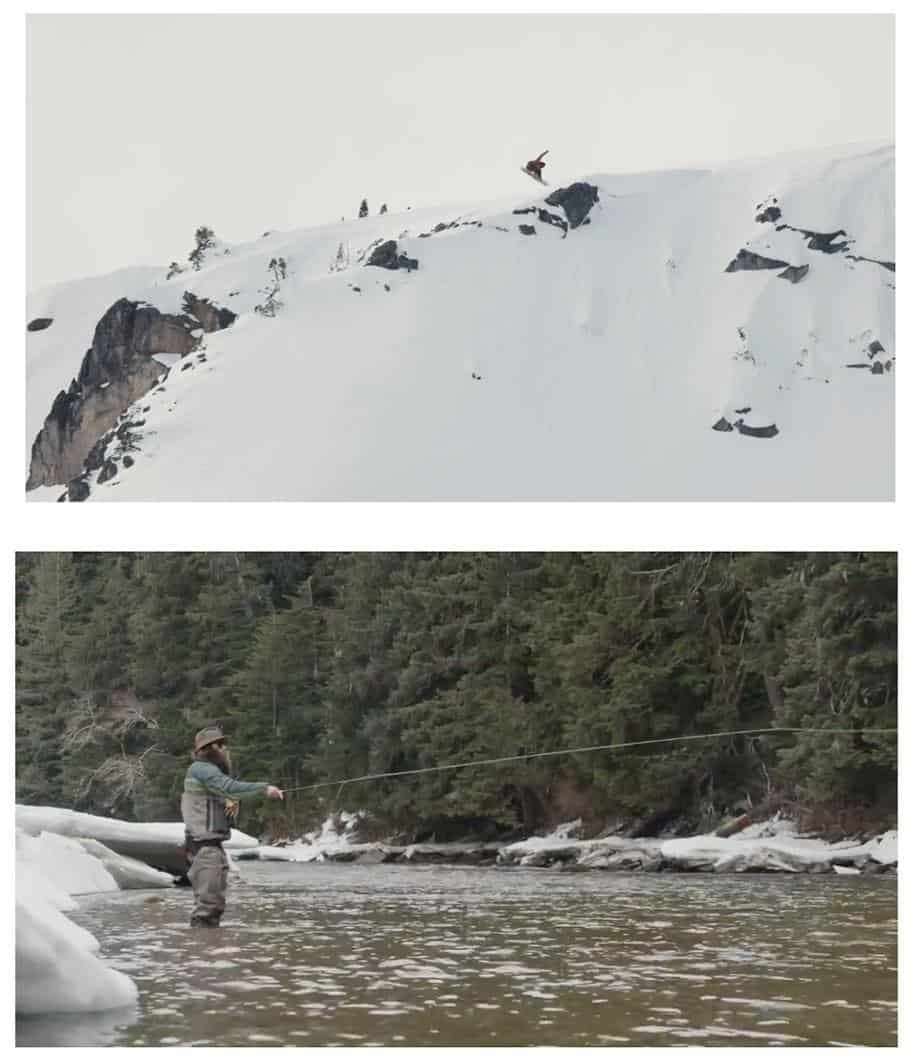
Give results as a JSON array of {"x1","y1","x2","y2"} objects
[{"x1": 236, "y1": 813, "x2": 898, "y2": 876}]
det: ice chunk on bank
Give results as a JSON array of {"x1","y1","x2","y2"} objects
[{"x1": 16, "y1": 890, "x2": 137, "y2": 1015}]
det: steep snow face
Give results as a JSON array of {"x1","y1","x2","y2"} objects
[{"x1": 26, "y1": 142, "x2": 894, "y2": 501}]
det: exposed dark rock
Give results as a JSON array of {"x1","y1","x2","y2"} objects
[
  {"x1": 775, "y1": 224, "x2": 852, "y2": 254},
  {"x1": 67, "y1": 478, "x2": 90, "y2": 502},
  {"x1": 181, "y1": 291, "x2": 237, "y2": 332},
  {"x1": 846, "y1": 254, "x2": 895, "y2": 272},
  {"x1": 181, "y1": 362, "x2": 194, "y2": 371},
  {"x1": 518, "y1": 224, "x2": 537, "y2": 236},
  {"x1": 735, "y1": 420, "x2": 779, "y2": 438},
  {"x1": 513, "y1": 207, "x2": 536, "y2": 216},
  {"x1": 537, "y1": 208, "x2": 568, "y2": 236},
  {"x1": 544, "y1": 182, "x2": 599, "y2": 228},
  {"x1": 846, "y1": 363, "x2": 871, "y2": 369},
  {"x1": 778, "y1": 264, "x2": 810, "y2": 284},
  {"x1": 365, "y1": 240, "x2": 420, "y2": 271},
  {"x1": 711, "y1": 417, "x2": 734, "y2": 432},
  {"x1": 735, "y1": 406, "x2": 752, "y2": 414},
  {"x1": 123, "y1": 454, "x2": 135, "y2": 468},
  {"x1": 868, "y1": 340, "x2": 886, "y2": 358},
  {"x1": 27, "y1": 292, "x2": 235, "y2": 492},
  {"x1": 755, "y1": 205, "x2": 782, "y2": 223},
  {"x1": 27, "y1": 317, "x2": 54, "y2": 332},
  {"x1": 84, "y1": 437, "x2": 108, "y2": 473},
  {"x1": 725, "y1": 248, "x2": 790, "y2": 272},
  {"x1": 871, "y1": 362, "x2": 884, "y2": 375},
  {"x1": 97, "y1": 460, "x2": 118, "y2": 484}
]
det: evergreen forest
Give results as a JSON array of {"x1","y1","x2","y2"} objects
[{"x1": 15, "y1": 552, "x2": 897, "y2": 840}]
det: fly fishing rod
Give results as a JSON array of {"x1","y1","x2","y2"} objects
[{"x1": 278, "y1": 726, "x2": 897, "y2": 795}]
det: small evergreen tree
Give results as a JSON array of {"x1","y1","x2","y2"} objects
[
  {"x1": 254, "y1": 257, "x2": 287, "y2": 317},
  {"x1": 166, "y1": 261, "x2": 185, "y2": 280},
  {"x1": 188, "y1": 226, "x2": 216, "y2": 271},
  {"x1": 359, "y1": 199, "x2": 369, "y2": 219},
  {"x1": 379, "y1": 203, "x2": 388, "y2": 215}
]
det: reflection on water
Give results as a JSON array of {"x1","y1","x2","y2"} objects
[{"x1": 18, "y1": 864, "x2": 897, "y2": 1046}]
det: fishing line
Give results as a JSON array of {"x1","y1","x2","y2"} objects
[{"x1": 278, "y1": 726, "x2": 897, "y2": 795}]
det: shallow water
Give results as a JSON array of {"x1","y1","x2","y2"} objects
[{"x1": 18, "y1": 863, "x2": 897, "y2": 1046}]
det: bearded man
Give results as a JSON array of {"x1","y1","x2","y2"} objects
[{"x1": 181, "y1": 726, "x2": 284, "y2": 927}]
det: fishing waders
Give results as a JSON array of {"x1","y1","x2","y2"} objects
[{"x1": 187, "y1": 838, "x2": 229, "y2": 927}]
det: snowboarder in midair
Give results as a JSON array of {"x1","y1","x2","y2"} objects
[{"x1": 524, "y1": 150, "x2": 549, "y2": 182}]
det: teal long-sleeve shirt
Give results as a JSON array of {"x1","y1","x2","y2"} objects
[{"x1": 181, "y1": 759, "x2": 271, "y2": 841}]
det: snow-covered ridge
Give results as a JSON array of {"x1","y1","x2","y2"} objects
[{"x1": 27, "y1": 140, "x2": 894, "y2": 501}]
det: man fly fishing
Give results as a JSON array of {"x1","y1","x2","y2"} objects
[{"x1": 181, "y1": 726, "x2": 284, "y2": 927}]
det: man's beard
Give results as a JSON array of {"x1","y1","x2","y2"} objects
[{"x1": 208, "y1": 746, "x2": 232, "y2": 775}]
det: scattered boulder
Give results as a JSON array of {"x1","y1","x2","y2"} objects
[
  {"x1": 778, "y1": 264, "x2": 810, "y2": 284},
  {"x1": 755, "y1": 205, "x2": 782, "y2": 223},
  {"x1": 544, "y1": 182, "x2": 599, "y2": 228},
  {"x1": 97, "y1": 460, "x2": 118, "y2": 485},
  {"x1": 518, "y1": 224, "x2": 536, "y2": 236},
  {"x1": 871, "y1": 362, "x2": 884, "y2": 375},
  {"x1": 735, "y1": 420, "x2": 779, "y2": 439},
  {"x1": 536, "y1": 208, "x2": 568, "y2": 236},
  {"x1": 123, "y1": 454, "x2": 134, "y2": 469},
  {"x1": 365, "y1": 240, "x2": 419, "y2": 271},
  {"x1": 868, "y1": 340, "x2": 886, "y2": 358},
  {"x1": 711, "y1": 417, "x2": 734, "y2": 432},
  {"x1": 27, "y1": 317, "x2": 54, "y2": 333},
  {"x1": 725, "y1": 248, "x2": 791, "y2": 272},
  {"x1": 66, "y1": 478, "x2": 90, "y2": 503}
]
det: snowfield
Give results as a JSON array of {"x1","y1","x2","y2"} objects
[{"x1": 26, "y1": 141, "x2": 894, "y2": 500}]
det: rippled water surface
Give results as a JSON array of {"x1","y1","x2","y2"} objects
[{"x1": 19, "y1": 863, "x2": 897, "y2": 1046}]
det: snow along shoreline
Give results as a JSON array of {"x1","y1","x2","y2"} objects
[{"x1": 236, "y1": 812, "x2": 898, "y2": 876}]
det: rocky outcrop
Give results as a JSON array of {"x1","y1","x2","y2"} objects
[
  {"x1": 712, "y1": 415, "x2": 779, "y2": 438},
  {"x1": 537, "y1": 208, "x2": 568, "y2": 236},
  {"x1": 775, "y1": 223, "x2": 852, "y2": 254},
  {"x1": 725, "y1": 248, "x2": 791, "y2": 272},
  {"x1": 365, "y1": 240, "x2": 419, "y2": 271},
  {"x1": 27, "y1": 294, "x2": 236, "y2": 491},
  {"x1": 518, "y1": 224, "x2": 536, "y2": 236},
  {"x1": 778, "y1": 264, "x2": 809, "y2": 284},
  {"x1": 27, "y1": 317, "x2": 54, "y2": 332},
  {"x1": 181, "y1": 292, "x2": 236, "y2": 332},
  {"x1": 544, "y1": 182, "x2": 600, "y2": 228},
  {"x1": 846, "y1": 254, "x2": 895, "y2": 272},
  {"x1": 736, "y1": 419, "x2": 779, "y2": 439},
  {"x1": 755, "y1": 204, "x2": 782, "y2": 223}
]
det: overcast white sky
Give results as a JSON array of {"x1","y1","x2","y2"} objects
[{"x1": 27, "y1": 13, "x2": 894, "y2": 292}]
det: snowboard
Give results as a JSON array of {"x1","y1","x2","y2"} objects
[{"x1": 520, "y1": 166, "x2": 548, "y2": 186}]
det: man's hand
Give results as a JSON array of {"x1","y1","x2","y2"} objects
[{"x1": 266, "y1": 785, "x2": 285, "y2": 800}]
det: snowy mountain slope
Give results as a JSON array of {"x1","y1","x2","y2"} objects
[{"x1": 26, "y1": 142, "x2": 894, "y2": 501}]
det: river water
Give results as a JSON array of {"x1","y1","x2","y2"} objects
[{"x1": 18, "y1": 862, "x2": 897, "y2": 1047}]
